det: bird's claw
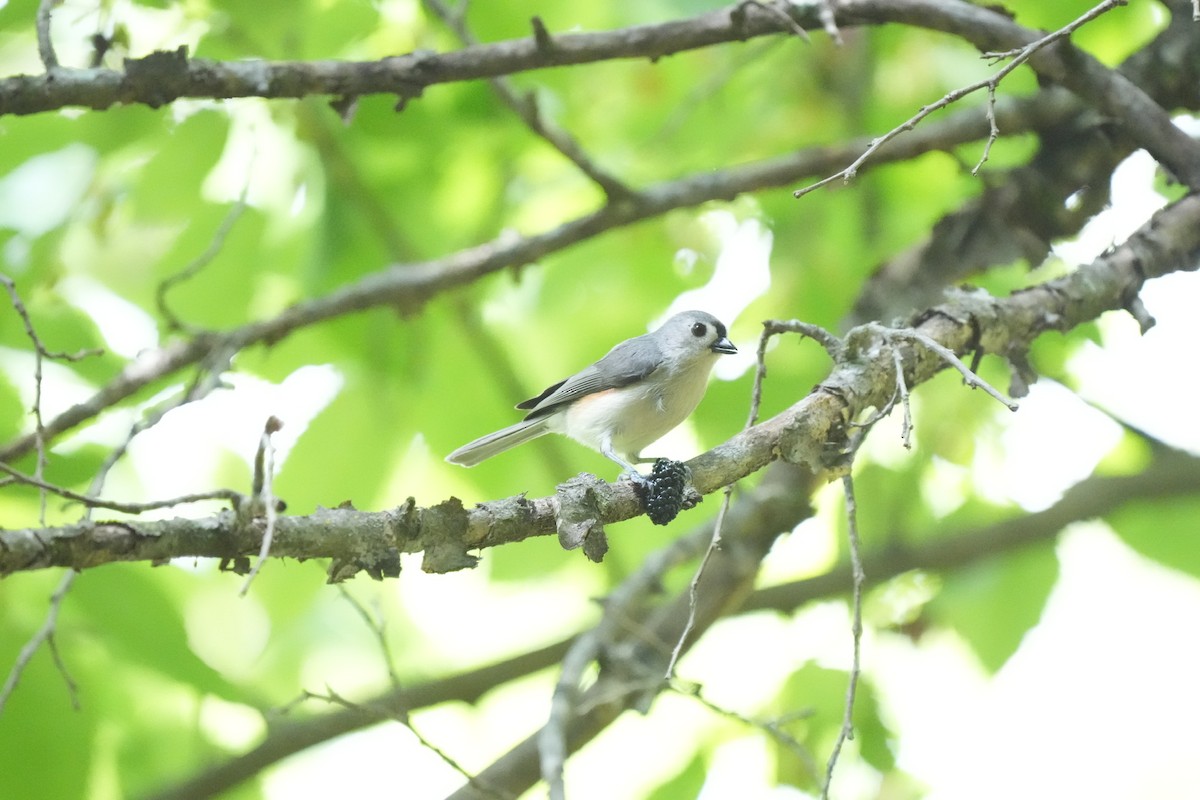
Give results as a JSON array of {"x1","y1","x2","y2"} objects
[{"x1": 617, "y1": 468, "x2": 649, "y2": 486}]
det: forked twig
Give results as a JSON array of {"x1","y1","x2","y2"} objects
[{"x1": 794, "y1": 0, "x2": 1128, "y2": 197}]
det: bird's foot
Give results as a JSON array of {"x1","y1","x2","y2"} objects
[{"x1": 618, "y1": 468, "x2": 650, "y2": 486}]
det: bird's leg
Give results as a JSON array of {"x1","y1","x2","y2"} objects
[{"x1": 600, "y1": 439, "x2": 646, "y2": 484}]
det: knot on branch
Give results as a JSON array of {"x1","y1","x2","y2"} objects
[
  {"x1": 531, "y1": 16, "x2": 554, "y2": 51},
  {"x1": 320, "y1": 502, "x2": 404, "y2": 582},
  {"x1": 418, "y1": 497, "x2": 478, "y2": 574},
  {"x1": 123, "y1": 46, "x2": 189, "y2": 108},
  {"x1": 554, "y1": 474, "x2": 609, "y2": 562}
]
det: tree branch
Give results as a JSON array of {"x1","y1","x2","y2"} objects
[
  {"x1": 5, "y1": 192, "x2": 1198, "y2": 577},
  {"x1": 6, "y1": 0, "x2": 1195, "y2": 199},
  {"x1": 0, "y1": 1, "x2": 829, "y2": 117},
  {"x1": 0, "y1": 86, "x2": 1083, "y2": 465},
  {"x1": 144, "y1": 440, "x2": 1200, "y2": 800},
  {"x1": 838, "y1": 0, "x2": 1200, "y2": 189}
]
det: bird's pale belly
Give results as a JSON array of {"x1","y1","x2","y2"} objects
[{"x1": 559, "y1": 365, "x2": 712, "y2": 460}]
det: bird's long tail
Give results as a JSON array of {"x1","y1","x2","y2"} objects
[{"x1": 445, "y1": 417, "x2": 552, "y2": 466}]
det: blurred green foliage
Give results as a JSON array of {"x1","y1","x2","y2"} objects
[{"x1": 0, "y1": 1, "x2": 1196, "y2": 799}]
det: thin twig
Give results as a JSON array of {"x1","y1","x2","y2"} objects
[
  {"x1": 748, "y1": 318, "x2": 842, "y2": 428},
  {"x1": 738, "y1": 0, "x2": 810, "y2": 42},
  {"x1": 664, "y1": 485, "x2": 734, "y2": 678},
  {"x1": 0, "y1": 274, "x2": 105, "y2": 523},
  {"x1": 748, "y1": 324, "x2": 774, "y2": 428},
  {"x1": 892, "y1": 346, "x2": 913, "y2": 448},
  {"x1": 240, "y1": 416, "x2": 283, "y2": 596},
  {"x1": 876, "y1": 325, "x2": 1018, "y2": 411},
  {"x1": 0, "y1": 569, "x2": 77, "y2": 715},
  {"x1": 329, "y1": 588, "x2": 506, "y2": 797},
  {"x1": 0, "y1": 277, "x2": 103, "y2": 363},
  {"x1": 849, "y1": 346, "x2": 912, "y2": 447},
  {"x1": 302, "y1": 688, "x2": 504, "y2": 798},
  {"x1": 35, "y1": 0, "x2": 59, "y2": 70},
  {"x1": 670, "y1": 678, "x2": 819, "y2": 780},
  {"x1": 822, "y1": 468, "x2": 865, "y2": 799},
  {"x1": 337, "y1": 587, "x2": 403, "y2": 688},
  {"x1": 0, "y1": 461, "x2": 242, "y2": 514},
  {"x1": 794, "y1": 0, "x2": 1128, "y2": 197},
  {"x1": 422, "y1": 0, "x2": 635, "y2": 201},
  {"x1": 156, "y1": 192, "x2": 250, "y2": 332}
]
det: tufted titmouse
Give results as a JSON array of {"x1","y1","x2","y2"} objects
[{"x1": 446, "y1": 310, "x2": 737, "y2": 474}]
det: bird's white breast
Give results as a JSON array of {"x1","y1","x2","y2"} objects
[{"x1": 559, "y1": 354, "x2": 718, "y2": 460}]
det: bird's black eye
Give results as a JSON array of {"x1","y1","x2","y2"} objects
[{"x1": 690, "y1": 322, "x2": 708, "y2": 338}]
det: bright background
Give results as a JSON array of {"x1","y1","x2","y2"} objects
[{"x1": 1, "y1": 1, "x2": 1199, "y2": 798}]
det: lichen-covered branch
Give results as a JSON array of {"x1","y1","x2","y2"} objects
[{"x1": 4, "y1": 193, "x2": 1197, "y2": 579}]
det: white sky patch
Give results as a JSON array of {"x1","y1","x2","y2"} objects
[
  {"x1": 0, "y1": 345, "x2": 99, "y2": 423},
  {"x1": 973, "y1": 380, "x2": 1122, "y2": 512},
  {"x1": 1050, "y1": 121, "x2": 1200, "y2": 456},
  {"x1": 1052, "y1": 149, "x2": 1166, "y2": 266},
  {"x1": 1068, "y1": 271, "x2": 1200, "y2": 454},
  {"x1": 57, "y1": 275, "x2": 160, "y2": 358},
  {"x1": 0, "y1": 143, "x2": 97, "y2": 239},
  {"x1": 203, "y1": 101, "x2": 308, "y2": 217},
  {"x1": 882, "y1": 525, "x2": 1200, "y2": 800},
  {"x1": 121, "y1": 364, "x2": 344, "y2": 502},
  {"x1": 664, "y1": 211, "x2": 773, "y2": 381}
]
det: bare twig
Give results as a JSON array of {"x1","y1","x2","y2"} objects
[
  {"x1": 239, "y1": 417, "x2": 283, "y2": 596},
  {"x1": 664, "y1": 485, "x2": 734, "y2": 678},
  {"x1": 823, "y1": 468, "x2": 865, "y2": 799},
  {"x1": 327, "y1": 589, "x2": 505, "y2": 798},
  {"x1": 670, "y1": 678, "x2": 819, "y2": 780},
  {"x1": 422, "y1": 0, "x2": 635, "y2": 201},
  {"x1": 0, "y1": 273, "x2": 105, "y2": 522},
  {"x1": 794, "y1": 0, "x2": 1130, "y2": 197},
  {"x1": 157, "y1": 192, "x2": 251, "y2": 332},
  {"x1": 300, "y1": 688, "x2": 502, "y2": 798},
  {"x1": 0, "y1": 461, "x2": 242, "y2": 514},
  {"x1": 872, "y1": 324, "x2": 1018, "y2": 411},
  {"x1": 0, "y1": 276, "x2": 102, "y2": 364},
  {"x1": 337, "y1": 588, "x2": 403, "y2": 687},
  {"x1": 35, "y1": 0, "x2": 59, "y2": 70},
  {"x1": 891, "y1": 346, "x2": 913, "y2": 448},
  {"x1": 748, "y1": 317, "x2": 842, "y2": 429},
  {"x1": 0, "y1": 569, "x2": 77, "y2": 715}
]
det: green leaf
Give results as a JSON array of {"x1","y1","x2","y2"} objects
[
  {"x1": 65, "y1": 566, "x2": 251, "y2": 704},
  {"x1": 772, "y1": 662, "x2": 894, "y2": 791},
  {"x1": 1107, "y1": 495, "x2": 1200, "y2": 579},
  {"x1": 646, "y1": 751, "x2": 708, "y2": 800},
  {"x1": 928, "y1": 544, "x2": 1059, "y2": 672}
]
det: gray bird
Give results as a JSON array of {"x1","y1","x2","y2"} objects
[{"x1": 446, "y1": 310, "x2": 737, "y2": 474}]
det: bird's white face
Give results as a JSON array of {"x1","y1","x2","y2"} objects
[{"x1": 656, "y1": 311, "x2": 735, "y2": 364}]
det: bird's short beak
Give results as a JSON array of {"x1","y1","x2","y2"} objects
[{"x1": 711, "y1": 336, "x2": 737, "y2": 355}]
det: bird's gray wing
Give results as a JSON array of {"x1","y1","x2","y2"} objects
[{"x1": 518, "y1": 335, "x2": 663, "y2": 419}]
